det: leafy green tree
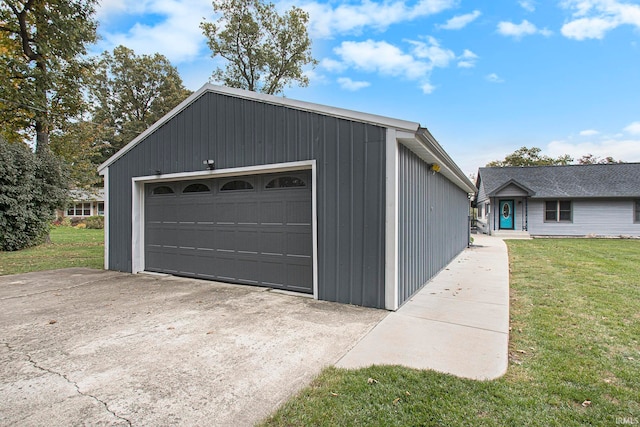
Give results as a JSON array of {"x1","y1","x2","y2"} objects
[
  {"x1": 90, "y1": 45, "x2": 192, "y2": 160},
  {"x1": 201, "y1": 0, "x2": 316, "y2": 94},
  {"x1": 49, "y1": 120, "x2": 107, "y2": 189},
  {"x1": 0, "y1": 0, "x2": 98, "y2": 152},
  {"x1": 487, "y1": 147, "x2": 573, "y2": 167},
  {"x1": 0, "y1": 138, "x2": 67, "y2": 250},
  {"x1": 577, "y1": 154, "x2": 622, "y2": 164}
]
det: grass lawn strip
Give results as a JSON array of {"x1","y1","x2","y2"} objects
[
  {"x1": 260, "y1": 239, "x2": 640, "y2": 426},
  {"x1": 0, "y1": 227, "x2": 104, "y2": 275}
]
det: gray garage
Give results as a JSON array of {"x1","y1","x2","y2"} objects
[{"x1": 98, "y1": 85, "x2": 476, "y2": 310}]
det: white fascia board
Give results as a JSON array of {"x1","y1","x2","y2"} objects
[
  {"x1": 208, "y1": 85, "x2": 420, "y2": 132},
  {"x1": 98, "y1": 84, "x2": 213, "y2": 173},
  {"x1": 100, "y1": 167, "x2": 109, "y2": 270},
  {"x1": 98, "y1": 83, "x2": 420, "y2": 173},
  {"x1": 129, "y1": 160, "x2": 318, "y2": 300},
  {"x1": 130, "y1": 160, "x2": 314, "y2": 184},
  {"x1": 384, "y1": 129, "x2": 399, "y2": 311},
  {"x1": 398, "y1": 130, "x2": 477, "y2": 195}
]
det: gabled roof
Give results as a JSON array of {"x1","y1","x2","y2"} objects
[
  {"x1": 98, "y1": 84, "x2": 476, "y2": 194},
  {"x1": 489, "y1": 179, "x2": 536, "y2": 197},
  {"x1": 477, "y1": 163, "x2": 640, "y2": 199}
]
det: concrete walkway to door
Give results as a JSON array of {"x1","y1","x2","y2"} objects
[{"x1": 337, "y1": 234, "x2": 510, "y2": 380}]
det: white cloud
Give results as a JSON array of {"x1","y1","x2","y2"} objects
[
  {"x1": 438, "y1": 10, "x2": 481, "y2": 30},
  {"x1": 497, "y1": 20, "x2": 552, "y2": 38},
  {"x1": 519, "y1": 1, "x2": 536, "y2": 12},
  {"x1": 296, "y1": 0, "x2": 457, "y2": 39},
  {"x1": 457, "y1": 49, "x2": 478, "y2": 68},
  {"x1": 330, "y1": 37, "x2": 462, "y2": 93},
  {"x1": 95, "y1": 0, "x2": 213, "y2": 64},
  {"x1": 560, "y1": 0, "x2": 640, "y2": 40},
  {"x1": 485, "y1": 73, "x2": 504, "y2": 83},
  {"x1": 337, "y1": 77, "x2": 371, "y2": 91},
  {"x1": 421, "y1": 82, "x2": 436, "y2": 94},
  {"x1": 334, "y1": 40, "x2": 429, "y2": 80},
  {"x1": 579, "y1": 129, "x2": 599, "y2": 136},
  {"x1": 624, "y1": 121, "x2": 640, "y2": 135},
  {"x1": 320, "y1": 58, "x2": 347, "y2": 73},
  {"x1": 408, "y1": 36, "x2": 456, "y2": 68}
]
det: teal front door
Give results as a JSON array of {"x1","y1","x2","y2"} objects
[{"x1": 499, "y1": 200, "x2": 514, "y2": 229}]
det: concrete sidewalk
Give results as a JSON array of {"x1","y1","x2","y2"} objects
[{"x1": 337, "y1": 234, "x2": 510, "y2": 380}]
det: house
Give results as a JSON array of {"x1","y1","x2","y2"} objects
[
  {"x1": 61, "y1": 188, "x2": 104, "y2": 219},
  {"x1": 475, "y1": 163, "x2": 640, "y2": 237},
  {"x1": 97, "y1": 84, "x2": 476, "y2": 310}
]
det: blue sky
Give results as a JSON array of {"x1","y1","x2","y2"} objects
[{"x1": 94, "y1": 0, "x2": 640, "y2": 176}]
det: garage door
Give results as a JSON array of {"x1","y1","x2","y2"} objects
[{"x1": 144, "y1": 171, "x2": 312, "y2": 293}]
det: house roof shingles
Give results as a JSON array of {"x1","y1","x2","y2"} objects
[{"x1": 478, "y1": 163, "x2": 640, "y2": 199}]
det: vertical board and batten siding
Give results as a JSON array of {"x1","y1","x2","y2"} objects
[
  {"x1": 397, "y1": 144, "x2": 470, "y2": 306},
  {"x1": 528, "y1": 199, "x2": 640, "y2": 236},
  {"x1": 107, "y1": 91, "x2": 387, "y2": 308}
]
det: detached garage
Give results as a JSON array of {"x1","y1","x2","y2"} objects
[{"x1": 98, "y1": 84, "x2": 476, "y2": 310}]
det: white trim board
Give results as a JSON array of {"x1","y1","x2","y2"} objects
[
  {"x1": 129, "y1": 160, "x2": 319, "y2": 300},
  {"x1": 99, "y1": 84, "x2": 420, "y2": 173}
]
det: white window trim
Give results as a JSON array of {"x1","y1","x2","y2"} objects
[{"x1": 130, "y1": 160, "x2": 318, "y2": 300}]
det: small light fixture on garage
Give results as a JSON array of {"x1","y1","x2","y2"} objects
[
  {"x1": 203, "y1": 159, "x2": 215, "y2": 170},
  {"x1": 430, "y1": 163, "x2": 441, "y2": 174}
]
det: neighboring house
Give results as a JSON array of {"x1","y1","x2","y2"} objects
[
  {"x1": 98, "y1": 84, "x2": 476, "y2": 310},
  {"x1": 475, "y1": 163, "x2": 640, "y2": 237},
  {"x1": 61, "y1": 189, "x2": 105, "y2": 219}
]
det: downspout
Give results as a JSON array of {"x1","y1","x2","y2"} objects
[{"x1": 525, "y1": 197, "x2": 529, "y2": 231}]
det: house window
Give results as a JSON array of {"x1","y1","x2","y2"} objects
[
  {"x1": 67, "y1": 202, "x2": 91, "y2": 216},
  {"x1": 635, "y1": 200, "x2": 640, "y2": 223},
  {"x1": 98, "y1": 202, "x2": 104, "y2": 216},
  {"x1": 545, "y1": 200, "x2": 572, "y2": 222}
]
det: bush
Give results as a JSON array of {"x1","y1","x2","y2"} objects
[
  {"x1": 0, "y1": 138, "x2": 68, "y2": 251},
  {"x1": 84, "y1": 216, "x2": 104, "y2": 229},
  {"x1": 52, "y1": 216, "x2": 72, "y2": 227}
]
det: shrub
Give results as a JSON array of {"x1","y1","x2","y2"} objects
[
  {"x1": 84, "y1": 216, "x2": 104, "y2": 229},
  {"x1": 0, "y1": 138, "x2": 68, "y2": 251}
]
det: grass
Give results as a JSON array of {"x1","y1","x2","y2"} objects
[
  {"x1": 0, "y1": 226, "x2": 104, "y2": 275},
  {"x1": 261, "y1": 239, "x2": 640, "y2": 426}
]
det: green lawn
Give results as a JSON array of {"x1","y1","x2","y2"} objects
[
  {"x1": 0, "y1": 227, "x2": 104, "y2": 275},
  {"x1": 261, "y1": 239, "x2": 640, "y2": 426}
]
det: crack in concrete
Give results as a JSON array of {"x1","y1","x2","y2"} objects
[{"x1": 2, "y1": 342, "x2": 132, "y2": 426}]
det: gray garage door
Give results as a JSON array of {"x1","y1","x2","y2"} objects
[{"x1": 145, "y1": 171, "x2": 312, "y2": 293}]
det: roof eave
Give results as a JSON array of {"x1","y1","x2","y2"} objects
[
  {"x1": 399, "y1": 128, "x2": 476, "y2": 194},
  {"x1": 98, "y1": 84, "x2": 420, "y2": 173}
]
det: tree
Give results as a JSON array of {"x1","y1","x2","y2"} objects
[
  {"x1": 0, "y1": 137, "x2": 67, "y2": 250},
  {"x1": 577, "y1": 154, "x2": 622, "y2": 164},
  {"x1": 0, "y1": 0, "x2": 98, "y2": 152},
  {"x1": 90, "y1": 45, "x2": 192, "y2": 160},
  {"x1": 201, "y1": 0, "x2": 316, "y2": 94},
  {"x1": 49, "y1": 120, "x2": 107, "y2": 189},
  {"x1": 487, "y1": 147, "x2": 573, "y2": 167}
]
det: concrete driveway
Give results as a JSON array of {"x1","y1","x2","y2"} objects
[{"x1": 0, "y1": 268, "x2": 385, "y2": 426}]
